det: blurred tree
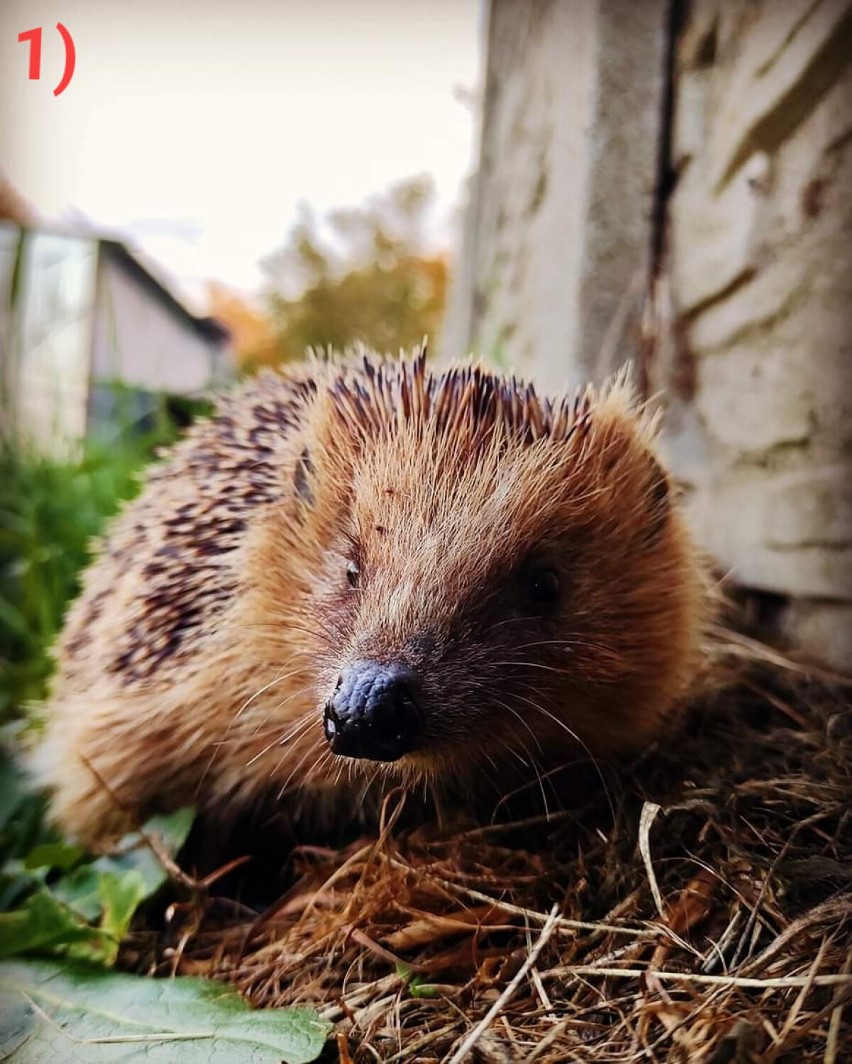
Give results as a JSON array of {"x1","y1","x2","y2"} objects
[
  {"x1": 258, "y1": 175, "x2": 449, "y2": 369},
  {"x1": 206, "y1": 283, "x2": 279, "y2": 370}
]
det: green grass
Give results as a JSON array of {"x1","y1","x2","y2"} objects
[
  {"x1": 0, "y1": 404, "x2": 188, "y2": 724},
  {"x1": 0, "y1": 399, "x2": 201, "y2": 968},
  {"x1": 0, "y1": 392, "x2": 329, "y2": 1059}
]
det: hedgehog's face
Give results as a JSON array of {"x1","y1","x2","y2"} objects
[{"x1": 294, "y1": 367, "x2": 706, "y2": 798}]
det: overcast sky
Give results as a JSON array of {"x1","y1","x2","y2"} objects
[{"x1": 0, "y1": 0, "x2": 482, "y2": 300}]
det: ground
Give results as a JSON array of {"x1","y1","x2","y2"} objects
[{"x1": 122, "y1": 637, "x2": 852, "y2": 1063}]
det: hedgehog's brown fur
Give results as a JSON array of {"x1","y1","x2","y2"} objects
[{"x1": 33, "y1": 348, "x2": 711, "y2": 845}]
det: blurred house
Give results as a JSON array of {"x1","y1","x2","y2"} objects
[{"x1": 0, "y1": 217, "x2": 232, "y2": 456}]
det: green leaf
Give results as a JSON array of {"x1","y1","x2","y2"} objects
[
  {"x1": 2, "y1": 806, "x2": 197, "y2": 963},
  {"x1": 47, "y1": 808, "x2": 195, "y2": 924},
  {"x1": 50, "y1": 865, "x2": 104, "y2": 922},
  {"x1": 48, "y1": 863, "x2": 104, "y2": 923},
  {"x1": 0, "y1": 743, "x2": 28, "y2": 837},
  {"x1": 0, "y1": 892, "x2": 109, "y2": 959},
  {"x1": 142, "y1": 807, "x2": 196, "y2": 855},
  {"x1": 0, "y1": 959, "x2": 331, "y2": 1062},
  {"x1": 82, "y1": 806, "x2": 196, "y2": 904},
  {"x1": 22, "y1": 842, "x2": 87, "y2": 873},
  {"x1": 396, "y1": 963, "x2": 439, "y2": 999},
  {"x1": 407, "y1": 975, "x2": 440, "y2": 999},
  {"x1": 0, "y1": 596, "x2": 30, "y2": 641},
  {"x1": 0, "y1": 870, "x2": 41, "y2": 914},
  {"x1": 96, "y1": 871, "x2": 147, "y2": 964}
]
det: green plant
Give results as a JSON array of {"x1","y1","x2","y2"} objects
[
  {"x1": 0, "y1": 405, "x2": 182, "y2": 723},
  {"x1": 0, "y1": 400, "x2": 330, "y2": 1062},
  {"x1": 0, "y1": 760, "x2": 329, "y2": 1061}
]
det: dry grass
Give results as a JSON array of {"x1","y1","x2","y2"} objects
[{"x1": 130, "y1": 646, "x2": 851, "y2": 1063}]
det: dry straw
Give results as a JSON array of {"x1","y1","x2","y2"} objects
[{"x1": 128, "y1": 645, "x2": 852, "y2": 1062}]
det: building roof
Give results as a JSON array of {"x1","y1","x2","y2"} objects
[
  {"x1": 99, "y1": 239, "x2": 231, "y2": 343},
  {"x1": 1, "y1": 210, "x2": 231, "y2": 346}
]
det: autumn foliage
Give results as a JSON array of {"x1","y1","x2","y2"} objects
[
  {"x1": 206, "y1": 284, "x2": 279, "y2": 370},
  {"x1": 211, "y1": 176, "x2": 449, "y2": 374}
]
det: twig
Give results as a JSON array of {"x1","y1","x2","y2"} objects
[
  {"x1": 419, "y1": 872, "x2": 651, "y2": 939},
  {"x1": 711, "y1": 628, "x2": 852, "y2": 685},
  {"x1": 638, "y1": 801, "x2": 665, "y2": 920},
  {"x1": 445, "y1": 905, "x2": 560, "y2": 1064},
  {"x1": 525, "y1": 1016, "x2": 574, "y2": 1062},
  {"x1": 318, "y1": 974, "x2": 401, "y2": 1022},
  {"x1": 740, "y1": 895, "x2": 851, "y2": 977},
  {"x1": 553, "y1": 966, "x2": 852, "y2": 990},
  {"x1": 824, "y1": 950, "x2": 852, "y2": 1064}
]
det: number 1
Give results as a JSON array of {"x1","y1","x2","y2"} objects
[{"x1": 18, "y1": 26, "x2": 43, "y2": 80}]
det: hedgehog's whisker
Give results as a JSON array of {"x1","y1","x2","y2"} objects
[
  {"x1": 235, "y1": 665, "x2": 308, "y2": 719},
  {"x1": 490, "y1": 656, "x2": 610, "y2": 673},
  {"x1": 491, "y1": 756, "x2": 575, "y2": 818},
  {"x1": 429, "y1": 772, "x2": 448, "y2": 833},
  {"x1": 273, "y1": 734, "x2": 325, "y2": 800},
  {"x1": 481, "y1": 749, "x2": 499, "y2": 774},
  {"x1": 495, "y1": 726, "x2": 551, "y2": 809},
  {"x1": 196, "y1": 676, "x2": 312, "y2": 795},
  {"x1": 294, "y1": 748, "x2": 333, "y2": 797},
  {"x1": 512, "y1": 686, "x2": 616, "y2": 825},
  {"x1": 358, "y1": 777, "x2": 371, "y2": 807},
  {"x1": 213, "y1": 705, "x2": 312, "y2": 752},
  {"x1": 275, "y1": 712, "x2": 317, "y2": 746},
  {"x1": 446, "y1": 678, "x2": 551, "y2": 809},
  {"x1": 244, "y1": 711, "x2": 315, "y2": 767},
  {"x1": 219, "y1": 607, "x2": 356, "y2": 656},
  {"x1": 493, "y1": 731, "x2": 545, "y2": 780},
  {"x1": 491, "y1": 734, "x2": 553, "y2": 820},
  {"x1": 490, "y1": 733, "x2": 527, "y2": 767},
  {"x1": 488, "y1": 614, "x2": 549, "y2": 632},
  {"x1": 493, "y1": 696, "x2": 545, "y2": 755},
  {"x1": 217, "y1": 689, "x2": 315, "y2": 752},
  {"x1": 503, "y1": 639, "x2": 590, "y2": 652},
  {"x1": 213, "y1": 621, "x2": 334, "y2": 648}
]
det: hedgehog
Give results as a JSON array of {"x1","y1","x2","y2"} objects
[{"x1": 33, "y1": 347, "x2": 710, "y2": 845}]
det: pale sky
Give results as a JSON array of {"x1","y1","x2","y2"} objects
[{"x1": 0, "y1": 0, "x2": 482, "y2": 302}]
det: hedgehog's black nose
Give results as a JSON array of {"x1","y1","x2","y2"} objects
[{"x1": 323, "y1": 661, "x2": 423, "y2": 762}]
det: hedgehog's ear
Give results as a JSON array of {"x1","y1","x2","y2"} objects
[
  {"x1": 294, "y1": 447, "x2": 315, "y2": 507},
  {"x1": 646, "y1": 455, "x2": 670, "y2": 542}
]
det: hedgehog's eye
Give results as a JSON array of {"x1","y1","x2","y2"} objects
[
  {"x1": 346, "y1": 560, "x2": 360, "y2": 589},
  {"x1": 527, "y1": 567, "x2": 560, "y2": 607}
]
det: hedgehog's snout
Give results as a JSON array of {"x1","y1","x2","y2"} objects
[{"x1": 323, "y1": 660, "x2": 424, "y2": 762}]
